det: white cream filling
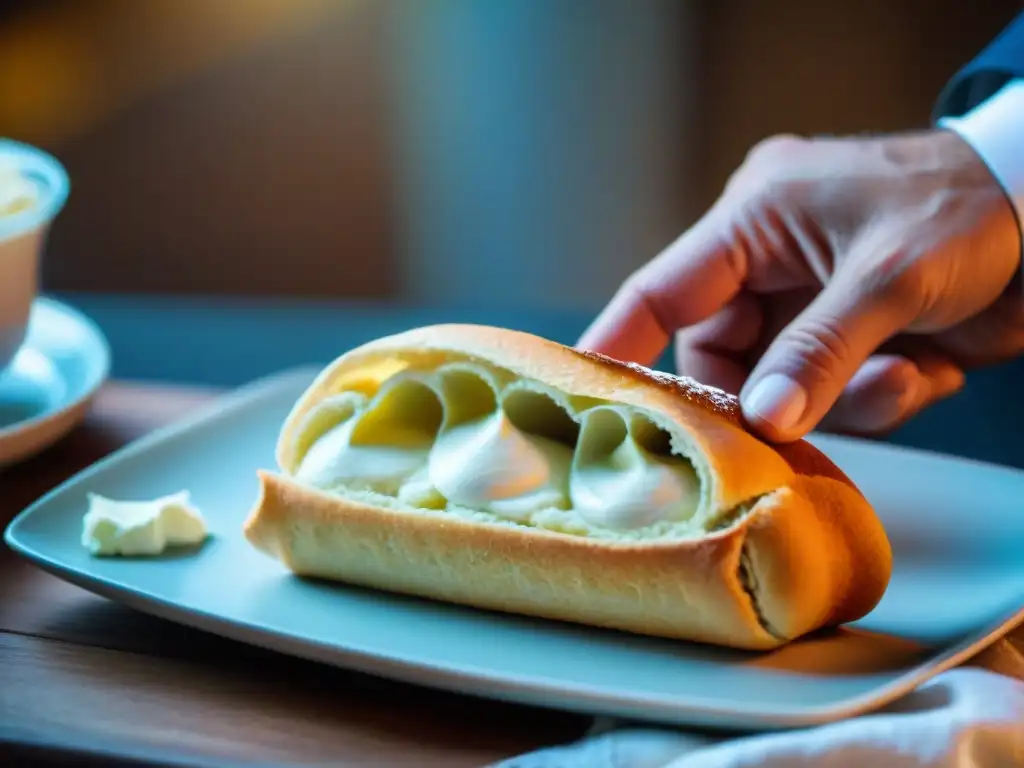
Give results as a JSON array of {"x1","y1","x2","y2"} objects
[
  {"x1": 297, "y1": 415, "x2": 429, "y2": 495},
  {"x1": 571, "y1": 406, "x2": 700, "y2": 529},
  {"x1": 293, "y1": 362, "x2": 703, "y2": 535},
  {"x1": 429, "y1": 411, "x2": 573, "y2": 521}
]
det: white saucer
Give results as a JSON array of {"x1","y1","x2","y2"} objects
[{"x1": 0, "y1": 297, "x2": 111, "y2": 468}]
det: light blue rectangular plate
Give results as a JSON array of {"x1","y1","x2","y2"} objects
[{"x1": 7, "y1": 367, "x2": 1024, "y2": 731}]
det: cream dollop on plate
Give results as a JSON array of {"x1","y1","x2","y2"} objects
[{"x1": 82, "y1": 491, "x2": 208, "y2": 556}]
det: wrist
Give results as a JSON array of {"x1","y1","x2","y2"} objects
[
  {"x1": 879, "y1": 128, "x2": 1000, "y2": 184},
  {"x1": 938, "y1": 79, "x2": 1024, "y2": 289},
  {"x1": 939, "y1": 125, "x2": 1024, "y2": 288},
  {"x1": 938, "y1": 128, "x2": 1022, "y2": 282},
  {"x1": 868, "y1": 128, "x2": 1021, "y2": 299}
]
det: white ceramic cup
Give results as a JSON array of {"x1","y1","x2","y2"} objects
[{"x1": 0, "y1": 139, "x2": 70, "y2": 376}]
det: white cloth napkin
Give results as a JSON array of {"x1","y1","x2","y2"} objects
[{"x1": 496, "y1": 628, "x2": 1024, "y2": 768}]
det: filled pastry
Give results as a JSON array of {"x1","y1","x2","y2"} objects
[{"x1": 244, "y1": 324, "x2": 892, "y2": 650}]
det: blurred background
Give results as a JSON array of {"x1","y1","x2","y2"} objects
[{"x1": 2, "y1": 0, "x2": 1021, "y2": 312}]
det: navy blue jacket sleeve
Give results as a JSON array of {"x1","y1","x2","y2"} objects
[{"x1": 935, "y1": 11, "x2": 1024, "y2": 120}]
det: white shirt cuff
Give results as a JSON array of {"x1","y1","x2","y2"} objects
[{"x1": 938, "y1": 79, "x2": 1024, "y2": 282}]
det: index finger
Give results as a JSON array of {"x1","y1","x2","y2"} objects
[{"x1": 576, "y1": 209, "x2": 746, "y2": 367}]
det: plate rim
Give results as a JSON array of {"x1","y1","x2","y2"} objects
[
  {"x1": 0, "y1": 295, "x2": 112, "y2": 440},
  {"x1": 12, "y1": 540, "x2": 1024, "y2": 731},
  {"x1": 6, "y1": 365, "x2": 1024, "y2": 731}
]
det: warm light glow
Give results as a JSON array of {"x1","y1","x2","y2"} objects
[{"x1": 0, "y1": 0, "x2": 362, "y2": 146}]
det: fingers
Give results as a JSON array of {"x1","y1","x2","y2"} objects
[
  {"x1": 739, "y1": 271, "x2": 918, "y2": 441},
  {"x1": 577, "y1": 207, "x2": 745, "y2": 367},
  {"x1": 925, "y1": 291, "x2": 1024, "y2": 368},
  {"x1": 672, "y1": 289, "x2": 967, "y2": 436},
  {"x1": 817, "y1": 356, "x2": 921, "y2": 434},
  {"x1": 817, "y1": 353, "x2": 964, "y2": 435},
  {"x1": 672, "y1": 292, "x2": 763, "y2": 394}
]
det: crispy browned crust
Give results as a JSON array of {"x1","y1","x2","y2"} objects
[{"x1": 244, "y1": 324, "x2": 893, "y2": 650}]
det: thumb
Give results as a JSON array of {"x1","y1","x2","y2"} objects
[{"x1": 739, "y1": 270, "x2": 917, "y2": 442}]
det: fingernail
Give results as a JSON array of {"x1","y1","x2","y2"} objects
[{"x1": 743, "y1": 373, "x2": 808, "y2": 433}]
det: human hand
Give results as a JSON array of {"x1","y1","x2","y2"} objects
[{"x1": 579, "y1": 130, "x2": 1022, "y2": 442}]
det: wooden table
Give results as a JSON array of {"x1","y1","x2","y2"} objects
[{"x1": 0, "y1": 382, "x2": 589, "y2": 767}]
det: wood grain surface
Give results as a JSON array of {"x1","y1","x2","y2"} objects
[{"x1": 0, "y1": 383, "x2": 588, "y2": 767}]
